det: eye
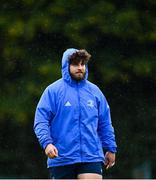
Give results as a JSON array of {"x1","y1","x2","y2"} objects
[{"x1": 81, "y1": 63, "x2": 86, "y2": 66}]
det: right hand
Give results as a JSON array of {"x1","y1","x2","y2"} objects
[{"x1": 45, "y1": 144, "x2": 58, "y2": 159}]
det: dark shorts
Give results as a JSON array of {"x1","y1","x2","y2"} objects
[{"x1": 49, "y1": 162, "x2": 103, "y2": 179}]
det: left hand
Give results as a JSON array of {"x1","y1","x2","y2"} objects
[{"x1": 104, "y1": 151, "x2": 116, "y2": 169}]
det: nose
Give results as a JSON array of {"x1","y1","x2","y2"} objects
[{"x1": 77, "y1": 64, "x2": 83, "y2": 69}]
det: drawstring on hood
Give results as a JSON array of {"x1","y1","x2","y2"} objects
[{"x1": 61, "y1": 48, "x2": 88, "y2": 83}]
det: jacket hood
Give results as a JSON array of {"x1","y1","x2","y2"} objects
[{"x1": 61, "y1": 48, "x2": 88, "y2": 83}]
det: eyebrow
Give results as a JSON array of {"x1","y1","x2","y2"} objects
[{"x1": 70, "y1": 60, "x2": 86, "y2": 65}]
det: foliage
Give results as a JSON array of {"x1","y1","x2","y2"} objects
[{"x1": 0, "y1": 0, "x2": 156, "y2": 178}]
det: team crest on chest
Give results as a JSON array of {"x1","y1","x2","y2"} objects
[{"x1": 87, "y1": 99, "x2": 94, "y2": 107}]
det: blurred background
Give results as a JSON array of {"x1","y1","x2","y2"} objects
[{"x1": 0, "y1": 0, "x2": 156, "y2": 178}]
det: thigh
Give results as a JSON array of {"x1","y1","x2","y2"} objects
[
  {"x1": 77, "y1": 162, "x2": 103, "y2": 179},
  {"x1": 49, "y1": 164, "x2": 77, "y2": 179},
  {"x1": 78, "y1": 173, "x2": 102, "y2": 179}
]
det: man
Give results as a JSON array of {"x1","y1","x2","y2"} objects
[{"x1": 34, "y1": 48, "x2": 117, "y2": 179}]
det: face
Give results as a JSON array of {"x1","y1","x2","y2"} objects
[{"x1": 69, "y1": 60, "x2": 86, "y2": 81}]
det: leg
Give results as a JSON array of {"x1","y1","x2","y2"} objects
[
  {"x1": 77, "y1": 162, "x2": 103, "y2": 179},
  {"x1": 78, "y1": 173, "x2": 102, "y2": 179}
]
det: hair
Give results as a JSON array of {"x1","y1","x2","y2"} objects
[{"x1": 69, "y1": 49, "x2": 91, "y2": 65}]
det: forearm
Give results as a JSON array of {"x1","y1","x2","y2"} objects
[
  {"x1": 98, "y1": 124, "x2": 117, "y2": 153},
  {"x1": 34, "y1": 120, "x2": 53, "y2": 149}
]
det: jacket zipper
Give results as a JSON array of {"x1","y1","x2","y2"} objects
[{"x1": 77, "y1": 82, "x2": 82, "y2": 161}]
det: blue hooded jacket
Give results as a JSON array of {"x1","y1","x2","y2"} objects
[{"x1": 34, "y1": 48, "x2": 117, "y2": 167}]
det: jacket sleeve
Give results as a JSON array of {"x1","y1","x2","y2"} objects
[
  {"x1": 34, "y1": 86, "x2": 55, "y2": 149},
  {"x1": 97, "y1": 90, "x2": 117, "y2": 153}
]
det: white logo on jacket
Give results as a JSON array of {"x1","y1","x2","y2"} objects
[
  {"x1": 65, "y1": 101, "x2": 71, "y2": 106},
  {"x1": 87, "y1": 100, "x2": 94, "y2": 107}
]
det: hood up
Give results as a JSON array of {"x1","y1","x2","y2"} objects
[{"x1": 61, "y1": 48, "x2": 88, "y2": 83}]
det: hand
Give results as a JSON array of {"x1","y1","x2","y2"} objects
[
  {"x1": 104, "y1": 151, "x2": 115, "y2": 170},
  {"x1": 45, "y1": 144, "x2": 58, "y2": 159}
]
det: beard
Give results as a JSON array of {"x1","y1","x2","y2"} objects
[{"x1": 70, "y1": 71, "x2": 86, "y2": 81}]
